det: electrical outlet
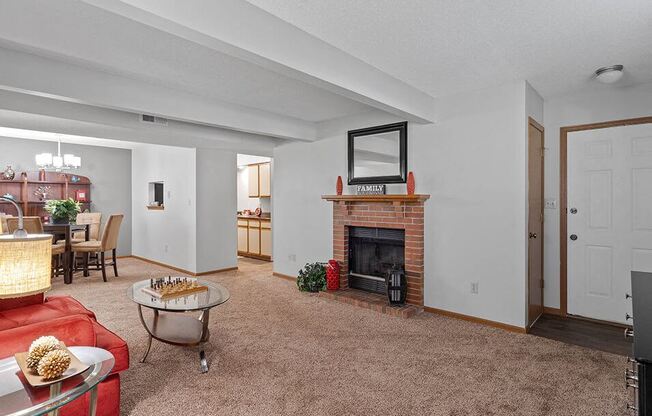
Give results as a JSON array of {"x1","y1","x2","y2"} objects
[
  {"x1": 544, "y1": 199, "x2": 557, "y2": 209},
  {"x1": 164, "y1": 244, "x2": 169, "y2": 253},
  {"x1": 471, "y1": 282, "x2": 479, "y2": 294},
  {"x1": 288, "y1": 254, "x2": 296, "y2": 262}
]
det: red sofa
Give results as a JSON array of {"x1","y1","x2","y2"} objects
[{"x1": 0, "y1": 294, "x2": 129, "y2": 416}]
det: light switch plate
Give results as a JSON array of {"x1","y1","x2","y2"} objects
[{"x1": 544, "y1": 199, "x2": 557, "y2": 209}]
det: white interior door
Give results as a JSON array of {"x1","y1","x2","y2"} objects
[{"x1": 568, "y1": 123, "x2": 652, "y2": 324}]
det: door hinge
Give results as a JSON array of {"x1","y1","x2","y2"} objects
[{"x1": 541, "y1": 279, "x2": 545, "y2": 289}]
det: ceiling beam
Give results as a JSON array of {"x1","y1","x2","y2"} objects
[
  {"x1": 0, "y1": 47, "x2": 316, "y2": 141},
  {"x1": 0, "y1": 89, "x2": 283, "y2": 153},
  {"x1": 82, "y1": 0, "x2": 436, "y2": 123}
]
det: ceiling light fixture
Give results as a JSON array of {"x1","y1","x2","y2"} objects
[
  {"x1": 594, "y1": 65, "x2": 624, "y2": 84},
  {"x1": 35, "y1": 138, "x2": 81, "y2": 171}
]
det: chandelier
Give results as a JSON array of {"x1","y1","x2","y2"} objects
[{"x1": 35, "y1": 139, "x2": 81, "y2": 171}]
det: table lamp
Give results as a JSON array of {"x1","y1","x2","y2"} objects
[{"x1": 0, "y1": 196, "x2": 52, "y2": 299}]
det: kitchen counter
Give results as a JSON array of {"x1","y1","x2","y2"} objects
[{"x1": 237, "y1": 214, "x2": 271, "y2": 220}]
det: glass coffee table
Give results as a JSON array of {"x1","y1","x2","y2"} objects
[
  {"x1": 0, "y1": 347, "x2": 114, "y2": 416},
  {"x1": 127, "y1": 278, "x2": 230, "y2": 373}
]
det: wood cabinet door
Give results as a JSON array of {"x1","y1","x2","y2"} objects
[
  {"x1": 261, "y1": 228, "x2": 272, "y2": 257},
  {"x1": 237, "y1": 225, "x2": 248, "y2": 252},
  {"x1": 248, "y1": 226, "x2": 260, "y2": 254},
  {"x1": 248, "y1": 165, "x2": 259, "y2": 197},
  {"x1": 259, "y1": 163, "x2": 271, "y2": 197}
]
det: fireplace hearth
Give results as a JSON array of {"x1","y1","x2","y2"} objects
[{"x1": 348, "y1": 227, "x2": 405, "y2": 294}]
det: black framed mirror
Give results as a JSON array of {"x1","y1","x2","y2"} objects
[{"x1": 348, "y1": 122, "x2": 407, "y2": 185}]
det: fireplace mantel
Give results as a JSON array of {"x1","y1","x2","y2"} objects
[{"x1": 322, "y1": 194, "x2": 430, "y2": 203}]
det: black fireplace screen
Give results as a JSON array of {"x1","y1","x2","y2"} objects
[{"x1": 348, "y1": 227, "x2": 405, "y2": 294}]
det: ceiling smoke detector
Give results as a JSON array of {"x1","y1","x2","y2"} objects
[{"x1": 594, "y1": 65, "x2": 624, "y2": 84}]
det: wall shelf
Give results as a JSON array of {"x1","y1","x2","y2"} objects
[{"x1": 0, "y1": 171, "x2": 91, "y2": 217}]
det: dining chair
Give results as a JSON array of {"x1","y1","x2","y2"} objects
[
  {"x1": 7, "y1": 216, "x2": 44, "y2": 234},
  {"x1": 72, "y1": 212, "x2": 102, "y2": 242},
  {"x1": 72, "y1": 214, "x2": 123, "y2": 282},
  {"x1": 0, "y1": 213, "x2": 12, "y2": 234}
]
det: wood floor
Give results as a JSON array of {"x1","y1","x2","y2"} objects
[{"x1": 530, "y1": 314, "x2": 632, "y2": 356}]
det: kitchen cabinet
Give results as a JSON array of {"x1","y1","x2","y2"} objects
[
  {"x1": 237, "y1": 220, "x2": 248, "y2": 252},
  {"x1": 259, "y1": 163, "x2": 271, "y2": 197},
  {"x1": 247, "y1": 162, "x2": 271, "y2": 198},
  {"x1": 237, "y1": 217, "x2": 271, "y2": 261},
  {"x1": 261, "y1": 221, "x2": 272, "y2": 257},
  {"x1": 248, "y1": 164, "x2": 259, "y2": 197}
]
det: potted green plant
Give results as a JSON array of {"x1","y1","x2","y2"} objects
[
  {"x1": 296, "y1": 262, "x2": 327, "y2": 293},
  {"x1": 44, "y1": 198, "x2": 81, "y2": 224}
]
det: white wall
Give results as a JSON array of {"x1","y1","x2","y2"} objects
[
  {"x1": 132, "y1": 144, "x2": 197, "y2": 272},
  {"x1": 196, "y1": 148, "x2": 238, "y2": 272},
  {"x1": 274, "y1": 81, "x2": 530, "y2": 328},
  {"x1": 542, "y1": 82, "x2": 652, "y2": 309}
]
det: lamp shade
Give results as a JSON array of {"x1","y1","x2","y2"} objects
[{"x1": 0, "y1": 235, "x2": 52, "y2": 299}]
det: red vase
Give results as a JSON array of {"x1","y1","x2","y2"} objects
[
  {"x1": 326, "y1": 260, "x2": 340, "y2": 290},
  {"x1": 407, "y1": 171, "x2": 415, "y2": 195},
  {"x1": 336, "y1": 176, "x2": 343, "y2": 195}
]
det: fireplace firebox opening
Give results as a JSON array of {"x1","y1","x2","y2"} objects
[{"x1": 348, "y1": 226, "x2": 405, "y2": 294}]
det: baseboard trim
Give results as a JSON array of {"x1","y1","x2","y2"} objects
[
  {"x1": 273, "y1": 272, "x2": 296, "y2": 282},
  {"x1": 131, "y1": 256, "x2": 238, "y2": 276},
  {"x1": 423, "y1": 306, "x2": 527, "y2": 334},
  {"x1": 195, "y1": 267, "x2": 238, "y2": 276},
  {"x1": 116, "y1": 255, "x2": 133, "y2": 259},
  {"x1": 543, "y1": 307, "x2": 562, "y2": 316},
  {"x1": 238, "y1": 252, "x2": 272, "y2": 262}
]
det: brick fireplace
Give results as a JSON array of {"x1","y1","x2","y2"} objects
[{"x1": 322, "y1": 194, "x2": 430, "y2": 307}]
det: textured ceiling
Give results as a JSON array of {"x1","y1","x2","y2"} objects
[
  {"x1": 0, "y1": 0, "x2": 371, "y2": 123},
  {"x1": 246, "y1": 0, "x2": 652, "y2": 98}
]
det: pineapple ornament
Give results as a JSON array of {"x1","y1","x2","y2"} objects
[
  {"x1": 37, "y1": 349, "x2": 71, "y2": 380},
  {"x1": 26, "y1": 336, "x2": 62, "y2": 370}
]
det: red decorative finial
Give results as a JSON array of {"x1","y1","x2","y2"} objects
[{"x1": 407, "y1": 172, "x2": 415, "y2": 195}]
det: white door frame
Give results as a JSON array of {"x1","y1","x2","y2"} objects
[{"x1": 560, "y1": 116, "x2": 652, "y2": 320}]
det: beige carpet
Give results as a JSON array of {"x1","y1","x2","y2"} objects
[{"x1": 50, "y1": 257, "x2": 628, "y2": 416}]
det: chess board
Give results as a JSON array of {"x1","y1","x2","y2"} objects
[{"x1": 141, "y1": 277, "x2": 208, "y2": 299}]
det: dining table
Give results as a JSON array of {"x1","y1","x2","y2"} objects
[{"x1": 43, "y1": 223, "x2": 89, "y2": 284}]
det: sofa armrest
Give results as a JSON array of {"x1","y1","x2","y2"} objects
[{"x1": 0, "y1": 314, "x2": 97, "y2": 360}]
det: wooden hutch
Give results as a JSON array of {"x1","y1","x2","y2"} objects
[{"x1": 0, "y1": 171, "x2": 91, "y2": 219}]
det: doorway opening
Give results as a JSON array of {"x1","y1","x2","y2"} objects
[{"x1": 236, "y1": 154, "x2": 273, "y2": 262}]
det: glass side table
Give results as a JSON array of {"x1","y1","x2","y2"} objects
[
  {"x1": 0, "y1": 346, "x2": 114, "y2": 416},
  {"x1": 127, "y1": 278, "x2": 230, "y2": 373}
]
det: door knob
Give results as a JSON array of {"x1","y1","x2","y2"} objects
[
  {"x1": 570, "y1": 234, "x2": 578, "y2": 241},
  {"x1": 570, "y1": 207, "x2": 578, "y2": 214},
  {"x1": 529, "y1": 232, "x2": 537, "y2": 239}
]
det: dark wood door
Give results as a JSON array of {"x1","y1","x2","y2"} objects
[{"x1": 528, "y1": 119, "x2": 545, "y2": 328}]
